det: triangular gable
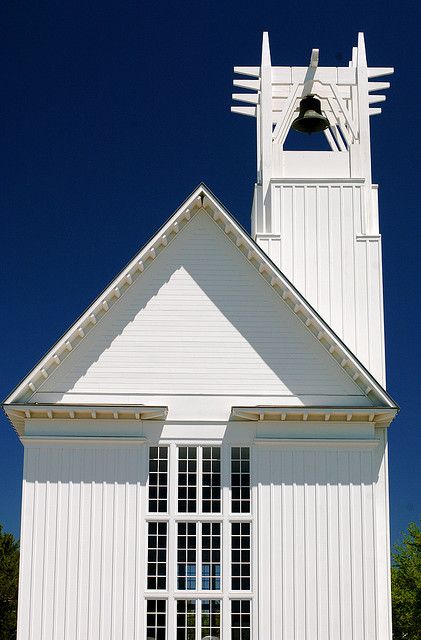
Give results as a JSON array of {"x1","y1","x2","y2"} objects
[
  {"x1": 16, "y1": 210, "x2": 368, "y2": 404},
  {"x1": 3, "y1": 184, "x2": 396, "y2": 409}
]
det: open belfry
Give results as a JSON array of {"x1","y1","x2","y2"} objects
[{"x1": 3, "y1": 32, "x2": 397, "y2": 640}]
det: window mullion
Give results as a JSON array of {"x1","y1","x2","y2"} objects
[
  {"x1": 168, "y1": 443, "x2": 177, "y2": 640},
  {"x1": 251, "y1": 445, "x2": 257, "y2": 640},
  {"x1": 197, "y1": 447, "x2": 202, "y2": 595},
  {"x1": 197, "y1": 597, "x2": 201, "y2": 640},
  {"x1": 197, "y1": 446, "x2": 203, "y2": 515},
  {"x1": 197, "y1": 521, "x2": 202, "y2": 593},
  {"x1": 222, "y1": 445, "x2": 231, "y2": 640}
]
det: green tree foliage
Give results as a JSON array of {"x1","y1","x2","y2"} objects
[
  {"x1": 0, "y1": 524, "x2": 19, "y2": 640},
  {"x1": 391, "y1": 517, "x2": 421, "y2": 640}
]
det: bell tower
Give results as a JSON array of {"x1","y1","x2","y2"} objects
[{"x1": 232, "y1": 33, "x2": 393, "y2": 385}]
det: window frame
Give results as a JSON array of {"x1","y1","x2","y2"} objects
[
  {"x1": 148, "y1": 445, "x2": 170, "y2": 514},
  {"x1": 146, "y1": 520, "x2": 169, "y2": 591},
  {"x1": 144, "y1": 441, "x2": 256, "y2": 640}
]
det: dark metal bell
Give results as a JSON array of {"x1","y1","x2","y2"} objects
[{"x1": 291, "y1": 95, "x2": 330, "y2": 134}]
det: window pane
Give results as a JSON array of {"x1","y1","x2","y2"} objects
[
  {"x1": 202, "y1": 523, "x2": 221, "y2": 590},
  {"x1": 231, "y1": 523, "x2": 251, "y2": 590},
  {"x1": 231, "y1": 448, "x2": 250, "y2": 513},
  {"x1": 201, "y1": 599, "x2": 221, "y2": 639},
  {"x1": 231, "y1": 600, "x2": 251, "y2": 640},
  {"x1": 202, "y1": 447, "x2": 221, "y2": 513},
  {"x1": 146, "y1": 599, "x2": 167, "y2": 640},
  {"x1": 178, "y1": 447, "x2": 197, "y2": 513},
  {"x1": 147, "y1": 522, "x2": 167, "y2": 590},
  {"x1": 149, "y1": 447, "x2": 168, "y2": 513},
  {"x1": 177, "y1": 523, "x2": 197, "y2": 590},
  {"x1": 177, "y1": 600, "x2": 196, "y2": 640}
]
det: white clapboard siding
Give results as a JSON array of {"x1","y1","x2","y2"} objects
[
  {"x1": 36, "y1": 211, "x2": 366, "y2": 403},
  {"x1": 256, "y1": 431, "x2": 391, "y2": 640},
  {"x1": 256, "y1": 182, "x2": 385, "y2": 385}
]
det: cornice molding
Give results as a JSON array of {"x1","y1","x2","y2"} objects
[
  {"x1": 231, "y1": 406, "x2": 397, "y2": 425},
  {"x1": 254, "y1": 437, "x2": 380, "y2": 448},
  {"x1": 21, "y1": 435, "x2": 147, "y2": 446},
  {"x1": 3, "y1": 404, "x2": 168, "y2": 436}
]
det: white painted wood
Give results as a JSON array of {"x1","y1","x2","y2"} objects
[
  {"x1": 256, "y1": 181, "x2": 385, "y2": 382},
  {"x1": 17, "y1": 426, "x2": 393, "y2": 640},
  {"x1": 373, "y1": 428, "x2": 393, "y2": 640},
  {"x1": 30, "y1": 212, "x2": 366, "y2": 406},
  {"x1": 252, "y1": 440, "x2": 391, "y2": 640},
  {"x1": 18, "y1": 446, "x2": 148, "y2": 640},
  {"x1": 4, "y1": 185, "x2": 393, "y2": 412},
  {"x1": 234, "y1": 33, "x2": 392, "y2": 384},
  {"x1": 301, "y1": 49, "x2": 320, "y2": 97}
]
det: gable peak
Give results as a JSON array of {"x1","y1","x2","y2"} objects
[{"x1": 4, "y1": 183, "x2": 396, "y2": 411}]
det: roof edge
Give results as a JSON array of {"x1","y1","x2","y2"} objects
[{"x1": 3, "y1": 183, "x2": 398, "y2": 412}]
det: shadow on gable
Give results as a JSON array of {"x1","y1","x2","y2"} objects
[{"x1": 37, "y1": 212, "x2": 367, "y2": 403}]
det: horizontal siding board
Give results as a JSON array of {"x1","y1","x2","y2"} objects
[{"x1": 39, "y1": 211, "x2": 364, "y2": 401}]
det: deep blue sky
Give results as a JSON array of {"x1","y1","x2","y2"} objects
[{"x1": 1, "y1": 0, "x2": 420, "y2": 546}]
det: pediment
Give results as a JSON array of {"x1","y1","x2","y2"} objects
[{"x1": 4, "y1": 185, "x2": 396, "y2": 412}]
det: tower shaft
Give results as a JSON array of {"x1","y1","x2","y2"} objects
[{"x1": 232, "y1": 33, "x2": 393, "y2": 384}]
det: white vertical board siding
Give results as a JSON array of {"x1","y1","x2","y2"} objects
[
  {"x1": 18, "y1": 446, "x2": 146, "y2": 640},
  {"x1": 35, "y1": 211, "x2": 366, "y2": 402},
  {"x1": 373, "y1": 428, "x2": 393, "y2": 640},
  {"x1": 256, "y1": 181, "x2": 385, "y2": 384},
  {"x1": 256, "y1": 440, "x2": 391, "y2": 640},
  {"x1": 19, "y1": 436, "x2": 391, "y2": 640}
]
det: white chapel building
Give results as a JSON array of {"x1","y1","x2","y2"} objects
[{"x1": 4, "y1": 32, "x2": 398, "y2": 640}]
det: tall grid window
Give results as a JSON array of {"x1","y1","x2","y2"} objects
[
  {"x1": 146, "y1": 445, "x2": 253, "y2": 639},
  {"x1": 231, "y1": 523, "x2": 251, "y2": 590},
  {"x1": 202, "y1": 447, "x2": 221, "y2": 513},
  {"x1": 201, "y1": 599, "x2": 221, "y2": 638},
  {"x1": 178, "y1": 447, "x2": 197, "y2": 513},
  {"x1": 177, "y1": 522, "x2": 197, "y2": 590},
  {"x1": 231, "y1": 601, "x2": 251, "y2": 640},
  {"x1": 176, "y1": 600, "x2": 221, "y2": 640},
  {"x1": 202, "y1": 522, "x2": 221, "y2": 590},
  {"x1": 146, "y1": 599, "x2": 166, "y2": 640},
  {"x1": 147, "y1": 522, "x2": 167, "y2": 590},
  {"x1": 231, "y1": 448, "x2": 250, "y2": 513},
  {"x1": 177, "y1": 522, "x2": 222, "y2": 591},
  {"x1": 176, "y1": 600, "x2": 196, "y2": 640},
  {"x1": 149, "y1": 447, "x2": 168, "y2": 513}
]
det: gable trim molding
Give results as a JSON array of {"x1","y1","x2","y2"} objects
[{"x1": 3, "y1": 184, "x2": 397, "y2": 411}]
